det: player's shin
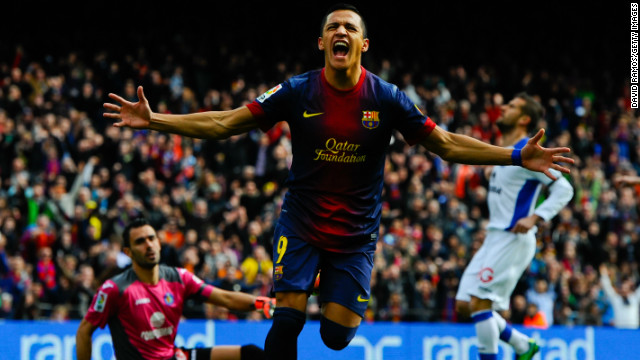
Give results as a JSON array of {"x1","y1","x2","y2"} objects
[
  {"x1": 264, "y1": 307, "x2": 306, "y2": 360},
  {"x1": 472, "y1": 310, "x2": 499, "y2": 360},
  {"x1": 492, "y1": 311, "x2": 531, "y2": 354}
]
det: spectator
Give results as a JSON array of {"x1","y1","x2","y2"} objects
[
  {"x1": 526, "y1": 277, "x2": 556, "y2": 326},
  {"x1": 0, "y1": 292, "x2": 14, "y2": 318},
  {"x1": 523, "y1": 302, "x2": 549, "y2": 329},
  {"x1": 599, "y1": 264, "x2": 640, "y2": 329},
  {"x1": 241, "y1": 245, "x2": 273, "y2": 286}
]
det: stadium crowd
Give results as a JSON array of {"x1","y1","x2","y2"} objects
[{"x1": 0, "y1": 30, "x2": 637, "y2": 330}]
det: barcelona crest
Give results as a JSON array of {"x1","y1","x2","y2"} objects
[
  {"x1": 274, "y1": 265, "x2": 284, "y2": 281},
  {"x1": 362, "y1": 111, "x2": 380, "y2": 129}
]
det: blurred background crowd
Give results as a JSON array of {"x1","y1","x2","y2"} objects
[{"x1": 0, "y1": 2, "x2": 636, "y2": 329}]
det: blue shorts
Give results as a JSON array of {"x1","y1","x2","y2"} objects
[{"x1": 272, "y1": 221, "x2": 375, "y2": 317}]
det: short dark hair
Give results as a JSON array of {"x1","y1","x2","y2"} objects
[
  {"x1": 515, "y1": 92, "x2": 544, "y2": 133},
  {"x1": 320, "y1": 3, "x2": 367, "y2": 38},
  {"x1": 122, "y1": 217, "x2": 150, "y2": 248}
]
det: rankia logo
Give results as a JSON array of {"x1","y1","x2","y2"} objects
[{"x1": 362, "y1": 111, "x2": 380, "y2": 129}]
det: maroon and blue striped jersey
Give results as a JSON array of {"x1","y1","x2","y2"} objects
[{"x1": 247, "y1": 67, "x2": 435, "y2": 252}]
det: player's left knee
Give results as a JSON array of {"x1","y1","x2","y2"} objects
[{"x1": 320, "y1": 316, "x2": 359, "y2": 350}]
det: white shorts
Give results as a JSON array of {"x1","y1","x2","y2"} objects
[{"x1": 455, "y1": 229, "x2": 536, "y2": 310}]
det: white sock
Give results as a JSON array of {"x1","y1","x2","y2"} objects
[
  {"x1": 472, "y1": 310, "x2": 499, "y2": 356},
  {"x1": 492, "y1": 311, "x2": 531, "y2": 354}
]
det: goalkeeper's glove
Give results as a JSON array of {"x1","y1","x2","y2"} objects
[{"x1": 254, "y1": 296, "x2": 276, "y2": 319}]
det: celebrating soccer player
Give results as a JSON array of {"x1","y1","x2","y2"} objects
[{"x1": 103, "y1": 4, "x2": 573, "y2": 359}]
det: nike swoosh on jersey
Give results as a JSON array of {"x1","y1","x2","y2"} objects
[
  {"x1": 303, "y1": 111, "x2": 324, "y2": 118},
  {"x1": 357, "y1": 295, "x2": 369, "y2": 302}
]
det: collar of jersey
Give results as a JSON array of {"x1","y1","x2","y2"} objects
[{"x1": 321, "y1": 66, "x2": 367, "y2": 95}]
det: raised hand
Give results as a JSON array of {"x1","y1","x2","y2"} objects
[
  {"x1": 599, "y1": 263, "x2": 609, "y2": 277},
  {"x1": 521, "y1": 129, "x2": 574, "y2": 180},
  {"x1": 103, "y1": 86, "x2": 152, "y2": 129}
]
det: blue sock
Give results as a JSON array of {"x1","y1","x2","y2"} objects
[
  {"x1": 493, "y1": 311, "x2": 530, "y2": 354},
  {"x1": 264, "y1": 307, "x2": 306, "y2": 360},
  {"x1": 499, "y1": 324, "x2": 513, "y2": 342}
]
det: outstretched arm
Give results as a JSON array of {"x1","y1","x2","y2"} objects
[
  {"x1": 420, "y1": 126, "x2": 573, "y2": 180},
  {"x1": 104, "y1": 86, "x2": 258, "y2": 139},
  {"x1": 206, "y1": 287, "x2": 275, "y2": 318}
]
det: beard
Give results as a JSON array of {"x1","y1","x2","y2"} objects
[
  {"x1": 496, "y1": 119, "x2": 515, "y2": 134},
  {"x1": 132, "y1": 251, "x2": 160, "y2": 269}
]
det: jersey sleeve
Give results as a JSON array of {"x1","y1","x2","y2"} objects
[
  {"x1": 390, "y1": 87, "x2": 436, "y2": 145},
  {"x1": 246, "y1": 82, "x2": 293, "y2": 133},
  {"x1": 177, "y1": 267, "x2": 214, "y2": 300},
  {"x1": 84, "y1": 280, "x2": 119, "y2": 329},
  {"x1": 533, "y1": 174, "x2": 574, "y2": 221}
]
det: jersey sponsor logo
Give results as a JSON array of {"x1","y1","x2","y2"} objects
[
  {"x1": 361, "y1": 110, "x2": 380, "y2": 129},
  {"x1": 274, "y1": 265, "x2": 283, "y2": 281},
  {"x1": 313, "y1": 138, "x2": 366, "y2": 163},
  {"x1": 256, "y1": 84, "x2": 282, "y2": 103},
  {"x1": 94, "y1": 291, "x2": 108, "y2": 312},
  {"x1": 357, "y1": 294, "x2": 370, "y2": 303},
  {"x1": 150, "y1": 311, "x2": 166, "y2": 328},
  {"x1": 140, "y1": 311, "x2": 173, "y2": 341},
  {"x1": 303, "y1": 110, "x2": 324, "y2": 118},
  {"x1": 141, "y1": 326, "x2": 174, "y2": 341},
  {"x1": 135, "y1": 298, "x2": 151, "y2": 305},
  {"x1": 141, "y1": 312, "x2": 174, "y2": 341},
  {"x1": 479, "y1": 267, "x2": 494, "y2": 283},
  {"x1": 489, "y1": 185, "x2": 502, "y2": 194}
]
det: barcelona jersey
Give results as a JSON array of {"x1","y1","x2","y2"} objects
[{"x1": 247, "y1": 67, "x2": 435, "y2": 252}]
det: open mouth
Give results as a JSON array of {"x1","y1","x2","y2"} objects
[{"x1": 333, "y1": 41, "x2": 349, "y2": 57}]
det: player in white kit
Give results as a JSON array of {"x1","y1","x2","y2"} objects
[{"x1": 455, "y1": 93, "x2": 574, "y2": 360}]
